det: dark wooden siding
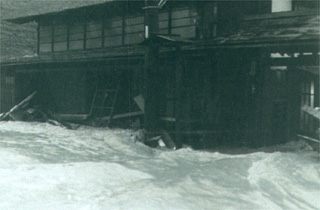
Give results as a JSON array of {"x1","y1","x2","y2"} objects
[
  {"x1": 53, "y1": 24, "x2": 68, "y2": 51},
  {"x1": 69, "y1": 23, "x2": 85, "y2": 50},
  {"x1": 37, "y1": 4, "x2": 200, "y2": 54},
  {"x1": 171, "y1": 7, "x2": 197, "y2": 38},
  {"x1": 86, "y1": 21, "x2": 103, "y2": 49},
  {"x1": 39, "y1": 25, "x2": 53, "y2": 53},
  {"x1": 124, "y1": 15, "x2": 144, "y2": 45},
  {"x1": 0, "y1": 69, "x2": 16, "y2": 113},
  {"x1": 104, "y1": 18, "x2": 123, "y2": 47}
]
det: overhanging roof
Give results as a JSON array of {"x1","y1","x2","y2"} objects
[
  {"x1": 1, "y1": 10, "x2": 319, "y2": 66},
  {"x1": 3, "y1": 0, "x2": 117, "y2": 24}
]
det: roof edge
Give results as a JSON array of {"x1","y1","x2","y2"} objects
[{"x1": 4, "y1": 0, "x2": 118, "y2": 24}]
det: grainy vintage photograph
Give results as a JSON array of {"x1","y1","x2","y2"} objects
[{"x1": 0, "y1": 0, "x2": 319, "y2": 209}]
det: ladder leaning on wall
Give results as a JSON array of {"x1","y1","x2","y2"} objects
[{"x1": 88, "y1": 78, "x2": 120, "y2": 127}]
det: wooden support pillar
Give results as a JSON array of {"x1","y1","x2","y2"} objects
[
  {"x1": 287, "y1": 64, "x2": 301, "y2": 141},
  {"x1": 144, "y1": 0, "x2": 162, "y2": 138},
  {"x1": 260, "y1": 52, "x2": 273, "y2": 146},
  {"x1": 174, "y1": 47, "x2": 184, "y2": 149}
]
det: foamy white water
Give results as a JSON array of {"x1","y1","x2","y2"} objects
[{"x1": 0, "y1": 121, "x2": 319, "y2": 210}]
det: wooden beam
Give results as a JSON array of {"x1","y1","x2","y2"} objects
[
  {"x1": 84, "y1": 22, "x2": 87, "y2": 50},
  {"x1": 144, "y1": 0, "x2": 162, "y2": 138},
  {"x1": 174, "y1": 47, "x2": 183, "y2": 149},
  {"x1": 37, "y1": 25, "x2": 40, "y2": 54}
]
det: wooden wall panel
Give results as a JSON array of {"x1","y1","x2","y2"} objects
[
  {"x1": 171, "y1": 26, "x2": 196, "y2": 38},
  {"x1": 170, "y1": 7, "x2": 197, "y2": 38},
  {"x1": 172, "y1": 8, "x2": 197, "y2": 19},
  {"x1": 104, "y1": 36, "x2": 123, "y2": 47},
  {"x1": 124, "y1": 15, "x2": 144, "y2": 46},
  {"x1": 54, "y1": 42, "x2": 67, "y2": 51},
  {"x1": 125, "y1": 16, "x2": 144, "y2": 25},
  {"x1": 54, "y1": 34, "x2": 67, "y2": 42},
  {"x1": 159, "y1": 29, "x2": 169, "y2": 34},
  {"x1": 105, "y1": 19, "x2": 123, "y2": 28},
  {"x1": 39, "y1": 30, "x2": 52, "y2": 38},
  {"x1": 39, "y1": 43, "x2": 52, "y2": 52},
  {"x1": 39, "y1": 26, "x2": 52, "y2": 35},
  {"x1": 86, "y1": 30, "x2": 102, "y2": 39},
  {"x1": 159, "y1": 20, "x2": 169, "y2": 29},
  {"x1": 171, "y1": 17, "x2": 194, "y2": 28},
  {"x1": 39, "y1": 36, "x2": 52, "y2": 44},
  {"x1": 86, "y1": 38, "x2": 102, "y2": 49},
  {"x1": 125, "y1": 24, "x2": 144, "y2": 34},
  {"x1": 69, "y1": 25, "x2": 84, "y2": 34},
  {"x1": 159, "y1": 12, "x2": 169, "y2": 21},
  {"x1": 87, "y1": 22, "x2": 102, "y2": 32},
  {"x1": 69, "y1": 40, "x2": 84, "y2": 50},
  {"x1": 69, "y1": 33, "x2": 84, "y2": 41},
  {"x1": 54, "y1": 25, "x2": 67, "y2": 36},
  {"x1": 105, "y1": 28, "x2": 122, "y2": 36},
  {"x1": 124, "y1": 33, "x2": 143, "y2": 45}
]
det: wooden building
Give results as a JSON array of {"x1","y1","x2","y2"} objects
[{"x1": 1, "y1": 0, "x2": 319, "y2": 149}]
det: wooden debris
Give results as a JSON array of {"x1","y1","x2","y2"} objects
[
  {"x1": 133, "y1": 94, "x2": 145, "y2": 113},
  {"x1": 142, "y1": 130, "x2": 177, "y2": 149},
  {"x1": 298, "y1": 134, "x2": 320, "y2": 152},
  {"x1": 0, "y1": 91, "x2": 37, "y2": 121},
  {"x1": 0, "y1": 91, "x2": 78, "y2": 130},
  {"x1": 301, "y1": 105, "x2": 320, "y2": 120},
  {"x1": 161, "y1": 130, "x2": 176, "y2": 149}
]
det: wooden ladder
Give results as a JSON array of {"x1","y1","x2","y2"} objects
[{"x1": 89, "y1": 81, "x2": 120, "y2": 127}]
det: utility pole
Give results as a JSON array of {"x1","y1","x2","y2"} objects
[{"x1": 144, "y1": 0, "x2": 162, "y2": 139}]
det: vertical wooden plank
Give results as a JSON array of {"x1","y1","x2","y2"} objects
[
  {"x1": 122, "y1": 8, "x2": 126, "y2": 45},
  {"x1": 144, "y1": 0, "x2": 162, "y2": 140},
  {"x1": 66, "y1": 23, "x2": 70, "y2": 50},
  {"x1": 37, "y1": 25, "x2": 40, "y2": 54},
  {"x1": 168, "y1": 7, "x2": 172, "y2": 35},
  {"x1": 260, "y1": 51, "x2": 273, "y2": 146},
  {"x1": 287, "y1": 64, "x2": 301, "y2": 140},
  {"x1": 84, "y1": 23, "x2": 87, "y2": 50},
  {"x1": 51, "y1": 24, "x2": 54, "y2": 52},
  {"x1": 102, "y1": 19, "x2": 105, "y2": 48},
  {"x1": 175, "y1": 48, "x2": 183, "y2": 149}
]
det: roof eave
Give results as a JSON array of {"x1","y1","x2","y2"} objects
[{"x1": 4, "y1": 0, "x2": 118, "y2": 24}]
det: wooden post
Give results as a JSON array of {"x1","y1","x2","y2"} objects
[
  {"x1": 37, "y1": 25, "x2": 40, "y2": 54},
  {"x1": 144, "y1": 0, "x2": 161, "y2": 138},
  {"x1": 287, "y1": 62, "x2": 301, "y2": 141},
  {"x1": 175, "y1": 47, "x2": 183, "y2": 149}
]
